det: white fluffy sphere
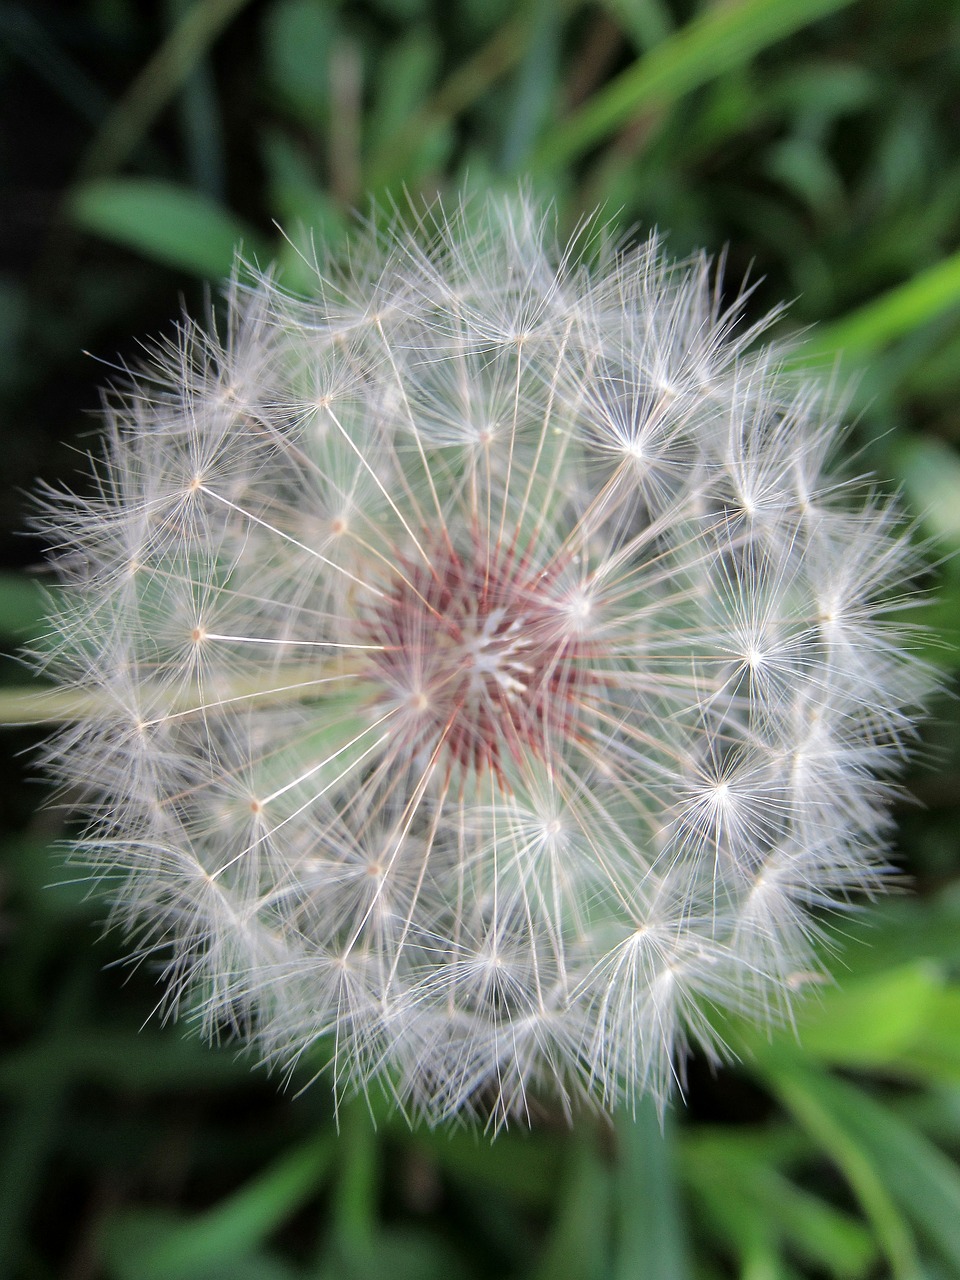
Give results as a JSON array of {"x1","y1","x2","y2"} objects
[{"x1": 35, "y1": 194, "x2": 930, "y2": 1128}]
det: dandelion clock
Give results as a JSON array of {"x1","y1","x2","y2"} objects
[{"x1": 33, "y1": 193, "x2": 931, "y2": 1128}]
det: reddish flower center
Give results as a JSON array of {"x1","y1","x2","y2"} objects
[{"x1": 364, "y1": 538, "x2": 590, "y2": 783}]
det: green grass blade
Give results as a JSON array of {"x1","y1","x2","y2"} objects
[
  {"x1": 801, "y1": 247, "x2": 960, "y2": 362},
  {"x1": 166, "y1": 0, "x2": 227, "y2": 199},
  {"x1": 614, "y1": 1099, "x2": 692, "y2": 1280},
  {"x1": 809, "y1": 1072, "x2": 960, "y2": 1273},
  {"x1": 762, "y1": 1062, "x2": 921, "y2": 1280},
  {"x1": 68, "y1": 178, "x2": 267, "y2": 279},
  {"x1": 104, "y1": 1134, "x2": 334, "y2": 1280},
  {"x1": 0, "y1": 573, "x2": 48, "y2": 640},
  {"x1": 531, "y1": 0, "x2": 856, "y2": 172},
  {"x1": 499, "y1": 0, "x2": 561, "y2": 173},
  {"x1": 329, "y1": 1097, "x2": 379, "y2": 1267},
  {"x1": 0, "y1": 1030, "x2": 256, "y2": 1094},
  {"x1": 532, "y1": 1134, "x2": 611, "y2": 1280},
  {"x1": 600, "y1": 0, "x2": 673, "y2": 50},
  {"x1": 888, "y1": 435, "x2": 960, "y2": 559},
  {"x1": 264, "y1": 0, "x2": 337, "y2": 129},
  {"x1": 682, "y1": 1142, "x2": 876, "y2": 1278},
  {"x1": 0, "y1": 5, "x2": 110, "y2": 125},
  {"x1": 366, "y1": 4, "x2": 543, "y2": 187},
  {"x1": 407, "y1": 1126, "x2": 565, "y2": 1209},
  {"x1": 79, "y1": 0, "x2": 254, "y2": 179},
  {"x1": 775, "y1": 963, "x2": 942, "y2": 1070},
  {"x1": 0, "y1": 973, "x2": 88, "y2": 1277}
]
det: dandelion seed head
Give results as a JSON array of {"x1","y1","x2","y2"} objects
[{"x1": 34, "y1": 191, "x2": 933, "y2": 1130}]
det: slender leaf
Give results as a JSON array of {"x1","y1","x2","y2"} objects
[
  {"x1": 367, "y1": 5, "x2": 539, "y2": 186},
  {"x1": 264, "y1": 0, "x2": 337, "y2": 127},
  {"x1": 167, "y1": 0, "x2": 226, "y2": 199},
  {"x1": 103, "y1": 1134, "x2": 334, "y2": 1280},
  {"x1": 0, "y1": 573, "x2": 48, "y2": 640},
  {"x1": 614, "y1": 1099, "x2": 691, "y2": 1280},
  {"x1": 0, "y1": 1029, "x2": 251, "y2": 1093},
  {"x1": 889, "y1": 435, "x2": 960, "y2": 557},
  {"x1": 762, "y1": 1062, "x2": 921, "y2": 1280},
  {"x1": 408, "y1": 1126, "x2": 564, "y2": 1208},
  {"x1": 69, "y1": 178, "x2": 267, "y2": 279},
  {"x1": 531, "y1": 0, "x2": 857, "y2": 171},
  {"x1": 0, "y1": 974, "x2": 89, "y2": 1276},
  {"x1": 600, "y1": 0, "x2": 673, "y2": 50},
  {"x1": 681, "y1": 1142, "x2": 876, "y2": 1278},
  {"x1": 329, "y1": 1097, "x2": 379, "y2": 1265},
  {"x1": 797, "y1": 248, "x2": 960, "y2": 364},
  {"x1": 532, "y1": 1135, "x2": 611, "y2": 1280},
  {"x1": 781, "y1": 963, "x2": 943, "y2": 1069},
  {"x1": 810, "y1": 1073, "x2": 960, "y2": 1272},
  {"x1": 79, "y1": 0, "x2": 254, "y2": 178},
  {"x1": 499, "y1": 0, "x2": 561, "y2": 172}
]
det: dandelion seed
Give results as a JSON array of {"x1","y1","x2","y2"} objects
[{"x1": 33, "y1": 192, "x2": 932, "y2": 1129}]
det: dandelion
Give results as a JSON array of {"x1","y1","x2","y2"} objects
[{"x1": 35, "y1": 192, "x2": 930, "y2": 1128}]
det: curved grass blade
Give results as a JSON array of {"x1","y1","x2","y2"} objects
[{"x1": 531, "y1": 0, "x2": 856, "y2": 172}]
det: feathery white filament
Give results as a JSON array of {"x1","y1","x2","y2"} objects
[{"x1": 34, "y1": 193, "x2": 931, "y2": 1130}]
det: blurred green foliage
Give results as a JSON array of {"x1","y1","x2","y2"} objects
[{"x1": 2, "y1": 1, "x2": 960, "y2": 1277}]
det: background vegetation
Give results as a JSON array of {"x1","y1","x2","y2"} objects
[{"x1": 3, "y1": 1, "x2": 960, "y2": 1276}]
